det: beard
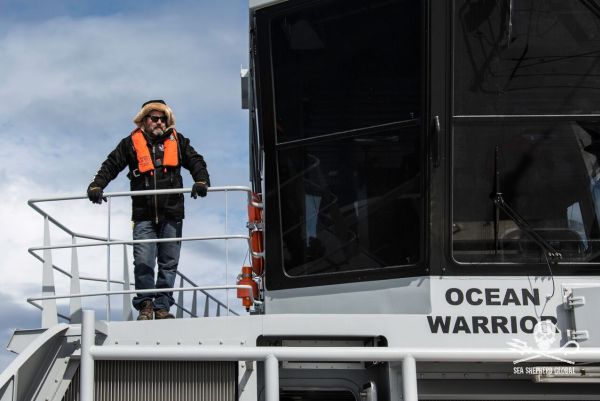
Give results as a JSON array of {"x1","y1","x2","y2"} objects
[
  {"x1": 142, "y1": 123, "x2": 164, "y2": 137},
  {"x1": 151, "y1": 127, "x2": 165, "y2": 136}
]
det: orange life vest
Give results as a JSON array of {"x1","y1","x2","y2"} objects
[{"x1": 131, "y1": 129, "x2": 179, "y2": 173}]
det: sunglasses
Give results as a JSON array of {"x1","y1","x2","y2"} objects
[{"x1": 147, "y1": 115, "x2": 168, "y2": 123}]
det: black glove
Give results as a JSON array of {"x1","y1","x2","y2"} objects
[
  {"x1": 191, "y1": 182, "x2": 208, "y2": 199},
  {"x1": 87, "y1": 186, "x2": 106, "y2": 204}
]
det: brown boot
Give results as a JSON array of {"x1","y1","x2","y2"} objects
[
  {"x1": 154, "y1": 309, "x2": 174, "y2": 319},
  {"x1": 137, "y1": 300, "x2": 154, "y2": 320}
]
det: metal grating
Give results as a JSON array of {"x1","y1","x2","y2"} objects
[
  {"x1": 62, "y1": 361, "x2": 236, "y2": 401},
  {"x1": 62, "y1": 369, "x2": 79, "y2": 401}
]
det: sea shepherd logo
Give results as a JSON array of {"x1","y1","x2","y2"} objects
[
  {"x1": 508, "y1": 321, "x2": 579, "y2": 364},
  {"x1": 427, "y1": 288, "x2": 557, "y2": 334}
]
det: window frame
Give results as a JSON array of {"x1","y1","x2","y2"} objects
[{"x1": 255, "y1": 0, "x2": 431, "y2": 290}]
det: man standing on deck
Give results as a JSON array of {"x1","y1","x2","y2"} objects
[{"x1": 87, "y1": 100, "x2": 210, "y2": 320}]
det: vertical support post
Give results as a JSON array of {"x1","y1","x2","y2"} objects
[
  {"x1": 191, "y1": 290, "x2": 198, "y2": 317},
  {"x1": 106, "y1": 197, "x2": 112, "y2": 321},
  {"x1": 402, "y1": 355, "x2": 418, "y2": 401},
  {"x1": 176, "y1": 276, "x2": 185, "y2": 318},
  {"x1": 204, "y1": 295, "x2": 210, "y2": 317},
  {"x1": 42, "y1": 217, "x2": 58, "y2": 328},
  {"x1": 81, "y1": 310, "x2": 95, "y2": 401},
  {"x1": 265, "y1": 354, "x2": 279, "y2": 401},
  {"x1": 122, "y1": 245, "x2": 133, "y2": 321},
  {"x1": 69, "y1": 236, "x2": 82, "y2": 323},
  {"x1": 225, "y1": 189, "x2": 230, "y2": 315}
]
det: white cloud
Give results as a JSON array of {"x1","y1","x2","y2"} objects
[
  {"x1": 0, "y1": 9, "x2": 249, "y2": 186},
  {"x1": 0, "y1": 12, "x2": 246, "y2": 113}
]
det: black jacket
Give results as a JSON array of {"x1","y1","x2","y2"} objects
[{"x1": 89, "y1": 129, "x2": 210, "y2": 222}]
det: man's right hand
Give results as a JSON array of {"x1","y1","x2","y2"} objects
[{"x1": 87, "y1": 186, "x2": 106, "y2": 204}]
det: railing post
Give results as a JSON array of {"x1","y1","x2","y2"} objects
[
  {"x1": 191, "y1": 290, "x2": 198, "y2": 317},
  {"x1": 402, "y1": 355, "x2": 418, "y2": 401},
  {"x1": 106, "y1": 197, "x2": 112, "y2": 321},
  {"x1": 204, "y1": 296, "x2": 210, "y2": 317},
  {"x1": 176, "y1": 276, "x2": 185, "y2": 318},
  {"x1": 42, "y1": 217, "x2": 58, "y2": 328},
  {"x1": 69, "y1": 236, "x2": 82, "y2": 323},
  {"x1": 225, "y1": 189, "x2": 230, "y2": 315},
  {"x1": 81, "y1": 310, "x2": 95, "y2": 401},
  {"x1": 122, "y1": 245, "x2": 133, "y2": 321},
  {"x1": 265, "y1": 354, "x2": 279, "y2": 401}
]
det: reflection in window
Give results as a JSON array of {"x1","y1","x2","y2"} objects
[
  {"x1": 453, "y1": 121, "x2": 600, "y2": 263},
  {"x1": 279, "y1": 128, "x2": 422, "y2": 276},
  {"x1": 454, "y1": 0, "x2": 600, "y2": 115},
  {"x1": 270, "y1": 0, "x2": 420, "y2": 142}
]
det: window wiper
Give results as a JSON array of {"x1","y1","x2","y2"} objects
[{"x1": 492, "y1": 146, "x2": 562, "y2": 262}]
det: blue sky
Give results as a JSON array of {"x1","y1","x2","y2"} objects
[{"x1": 0, "y1": 0, "x2": 250, "y2": 371}]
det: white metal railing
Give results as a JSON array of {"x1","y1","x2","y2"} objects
[
  {"x1": 27, "y1": 186, "x2": 261, "y2": 326},
  {"x1": 77, "y1": 310, "x2": 600, "y2": 401}
]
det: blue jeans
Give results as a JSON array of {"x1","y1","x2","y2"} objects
[{"x1": 132, "y1": 220, "x2": 182, "y2": 311}]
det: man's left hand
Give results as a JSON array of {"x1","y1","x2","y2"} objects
[{"x1": 191, "y1": 182, "x2": 208, "y2": 199}]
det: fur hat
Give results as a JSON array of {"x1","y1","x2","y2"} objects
[{"x1": 133, "y1": 99, "x2": 176, "y2": 127}]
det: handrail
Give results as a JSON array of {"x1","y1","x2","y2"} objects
[
  {"x1": 28, "y1": 234, "x2": 250, "y2": 251},
  {"x1": 27, "y1": 285, "x2": 261, "y2": 305},
  {"x1": 27, "y1": 186, "x2": 259, "y2": 325},
  {"x1": 27, "y1": 301, "x2": 71, "y2": 321},
  {"x1": 175, "y1": 270, "x2": 236, "y2": 313},
  {"x1": 26, "y1": 186, "x2": 251, "y2": 239},
  {"x1": 28, "y1": 186, "x2": 251, "y2": 204}
]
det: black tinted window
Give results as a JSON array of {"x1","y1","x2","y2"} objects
[
  {"x1": 270, "y1": 0, "x2": 421, "y2": 142},
  {"x1": 279, "y1": 127, "x2": 422, "y2": 276},
  {"x1": 453, "y1": 121, "x2": 600, "y2": 263},
  {"x1": 454, "y1": 0, "x2": 600, "y2": 115},
  {"x1": 259, "y1": 0, "x2": 425, "y2": 285}
]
